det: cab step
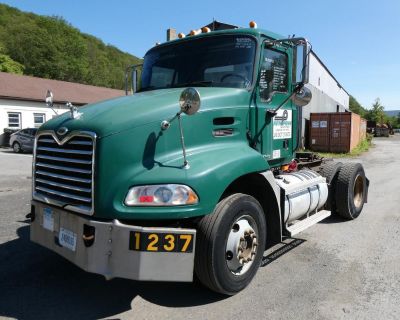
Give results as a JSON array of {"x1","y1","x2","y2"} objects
[{"x1": 285, "y1": 210, "x2": 331, "y2": 236}]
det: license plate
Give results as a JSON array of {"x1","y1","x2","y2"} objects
[
  {"x1": 59, "y1": 227, "x2": 77, "y2": 252},
  {"x1": 129, "y1": 231, "x2": 193, "y2": 253},
  {"x1": 43, "y1": 207, "x2": 54, "y2": 231}
]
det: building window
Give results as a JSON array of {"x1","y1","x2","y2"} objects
[
  {"x1": 8, "y1": 112, "x2": 21, "y2": 129},
  {"x1": 34, "y1": 113, "x2": 46, "y2": 128}
]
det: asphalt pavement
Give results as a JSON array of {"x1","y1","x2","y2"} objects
[{"x1": 0, "y1": 136, "x2": 399, "y2": 320}]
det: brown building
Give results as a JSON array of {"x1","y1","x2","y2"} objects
[{"x1": 0, "y1": 72, "x2": 123, "y2": 145}]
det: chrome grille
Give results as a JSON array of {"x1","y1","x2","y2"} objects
[{"x1": 33, "y1": 131, "x2": 96, "y2": 215}]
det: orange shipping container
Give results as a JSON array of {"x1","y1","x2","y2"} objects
[{"x1": 309, "y1": 112, "x2": 366, "y2": 153}]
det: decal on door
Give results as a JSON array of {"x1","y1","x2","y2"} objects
[{"x1": 273, "y1": 109, "x2": 292, "y2": 139}]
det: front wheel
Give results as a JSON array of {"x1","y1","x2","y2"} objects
[
  {"x1": 195, "y1": 193, "x2": 266, "y2": 295},
  {"x1": 12, "y1": 142, "x2": 21, "y2": 153}
]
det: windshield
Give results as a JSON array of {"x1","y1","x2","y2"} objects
[{"x1": 140, "y1": 35, "x2": 256, "y2": 91}]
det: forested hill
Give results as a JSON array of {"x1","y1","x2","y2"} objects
[{"x1": 0, "y1": 4, "x2": 142, "y2": 89}]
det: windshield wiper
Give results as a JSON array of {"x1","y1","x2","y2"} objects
[
  {"x1": 171, "y1": 81, "x2": 214, "y2": 88},
  {"x1": 137, "y1": 86, "x2": 157, "y2": 92}
]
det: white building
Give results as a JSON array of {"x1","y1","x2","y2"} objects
[
  {"x1": 0, "y1": 72, "x2": 124, "y2": 146},
  {"x1": 301, "y1": 52, "x2": 349, "y2": 146}
]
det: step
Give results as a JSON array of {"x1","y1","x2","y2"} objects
[{"x1": 286, "y1": 210, "x2": 331, "y2": 236}]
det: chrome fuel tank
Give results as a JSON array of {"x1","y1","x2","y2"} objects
[{"x1": 275, "y1": 170, "x2": 328, "y2": 224}]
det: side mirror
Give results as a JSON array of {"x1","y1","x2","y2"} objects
[
  {"x1": 179, "y1": 88, "x2": 201, "y2": 115},
  {"x1": 132, "y1": 69, "x2": 138, "y2": 93},
  {"x1": 294, "y1": 40, "x2": 311, "y2": 85},
  {"x1": 45, "y1": 90, "x2": 53, "y2": 107},
  {"x1": 291, "y1": 86, "x2": 312, "y2": 107},
  {"x1": 125, "y1": 64, "x2": 142, "y2": 95}
]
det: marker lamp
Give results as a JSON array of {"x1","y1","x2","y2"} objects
[{"x1": 125, "y1": 184, "x2": 199, "y2": 206}]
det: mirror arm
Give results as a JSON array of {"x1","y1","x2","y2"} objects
[
  {"x1": 48, "y1": 105, "x2": 59, "y2": 116},
  {"x1": 267, "y1": 83, "x2": 304, "y2": 117}
]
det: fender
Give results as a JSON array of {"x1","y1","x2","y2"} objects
[{"x1": 103, "y1": 141, "x2": 271, "y2": 220}]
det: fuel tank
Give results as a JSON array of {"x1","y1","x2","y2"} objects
[{"x1": 275, "y1": 170, "x2": 328, "y2": 224}]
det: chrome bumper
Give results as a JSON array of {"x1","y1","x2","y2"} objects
[{"x1": 30, "y1": 201, "x2": 196, "y2": 282}]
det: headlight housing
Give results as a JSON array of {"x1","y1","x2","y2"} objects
[{"x1": 124, "y1": 184, "x2": 199, "y2": 206}]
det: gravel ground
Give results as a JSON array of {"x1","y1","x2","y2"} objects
[{"x1": 0, "y1": 135, "x2": 399, "y2": 320}]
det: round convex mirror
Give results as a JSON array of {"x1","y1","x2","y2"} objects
[
  {"x1": 179, "y1": 88, "x2": 201, "y2": 115},
  {"x1": 291, "y1": 86, "x2": 312, "y2": 107},
  {"x1": 45, "y1": 90, "x2": 54, "y2": 107}
]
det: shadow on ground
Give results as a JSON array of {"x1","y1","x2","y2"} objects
[
  {"x1": 0, "y1": 219, "x2": 308, "y2": 319},
  {"x1": 0, "y1": 222, "x2": 225, "y2": 320},
  {"x1": 318, "y1": 214, "x2": 348, "y2": 224}
]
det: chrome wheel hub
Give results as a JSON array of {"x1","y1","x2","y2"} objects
[{"x1": 226, "y1": 217, "x2": 258, "y2": 275}]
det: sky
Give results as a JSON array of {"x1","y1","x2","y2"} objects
[{"x1": 2, "y1": 0, "x2": 400, "y2": 110}]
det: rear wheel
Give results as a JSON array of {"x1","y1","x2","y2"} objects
[
  {"x1": 320, "y1": 161, "x2": 342, "y2": 212},
  {"x1": 195, "y1": 193, "x2": 266, "y2": 295},
  {"x1": 12, "y1": 142, "x2": 21, "y2": 153},
  {"x1": 335, "y1": 163, "x2": 367, "y2": 219}
]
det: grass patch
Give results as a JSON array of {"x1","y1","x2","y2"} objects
[{"x1": 313, "y1": 134, "x2": 373, "y2": 158}]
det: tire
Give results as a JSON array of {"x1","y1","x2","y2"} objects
[
  {"x1": 195, "y1": 193, "x2": 266, "y2": 295},
  {"x1": 335, "y1": 163, "x2": 367, "y2": 219},
  {"x1": 12, "y1": 142, "x2": 22, "y2": 153},
  {"x1": 320, "y1": 161, "x2": 342, "y2": 212}
]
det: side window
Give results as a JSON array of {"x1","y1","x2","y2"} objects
[{"x1": 259, "y1": 48, "x2": 288, "y2": 102}]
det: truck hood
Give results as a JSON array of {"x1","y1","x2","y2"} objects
[{"x1": 40, "y1": 87, "x2": 251, "y2": 138}]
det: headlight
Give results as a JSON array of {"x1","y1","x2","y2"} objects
[{"x1": 124, "y1": 184, "x2": 199, "y2": 206}]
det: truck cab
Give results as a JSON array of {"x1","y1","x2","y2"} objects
[{"x1": 30, "y1": 24, "x2": 368, "y2": 295}]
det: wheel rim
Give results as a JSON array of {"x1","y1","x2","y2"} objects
[
  {"x1": 13, "y1": 143, "x2": 20, "y2": 152},
  {"x1": 353, "y1": 174, "x2": 364, "y2": 208},
  {"x1": 225, "y1": 215, "x2": 258, "y2": 275}
]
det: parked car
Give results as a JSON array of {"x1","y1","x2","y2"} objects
[{"x1": 9, "y1": 128, "x2": 37, "y2": 153}]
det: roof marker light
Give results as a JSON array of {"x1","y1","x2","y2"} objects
[
  {"x1": 178, "y1": 33, "x2": 186, "y2": 39},
  {"x1": 202, "y1": 27, "x2": 211, "y2": 33},
  {"x1": 249, "y1": 21, "x2": 257, "y2": 28},
  {"x1": 189, "y1": 29, "x2": 201, "y2": 36}
]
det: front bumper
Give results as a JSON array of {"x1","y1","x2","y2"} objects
[{"x1": 30, "y1": 201, "x2": 196, "y2": 282}]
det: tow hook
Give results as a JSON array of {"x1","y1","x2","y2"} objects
[{"x1": 83, "y1": 224, "x2": 95, "y2": 247}]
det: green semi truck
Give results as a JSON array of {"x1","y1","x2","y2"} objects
[{"x1": 30, "y1": 23, "x2": 368, "y2": 295}]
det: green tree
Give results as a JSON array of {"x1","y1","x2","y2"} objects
[
  {"x1": 349, "y1": 95, "x2": 367, "y2": 117},
  {"x1": 0, "y1": 51, "x2": 24, "y2": 74},
  {"x1": 366, "y1": 98, "x2": 386, "y2": 124},
  {"x1": 0, "y1": 3, "x2": 142, "y2": 89}
]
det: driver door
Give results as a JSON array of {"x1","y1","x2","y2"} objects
[{"x1": 253, "y1": 42, "x2": 297, "y2": 167}]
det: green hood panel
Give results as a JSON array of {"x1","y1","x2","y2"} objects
[
  {"x1": 39, "y1": 87, "x2": 271, "y2": 220},
  {"x1": 95, "y1": 131, "x2": 269, "y2": 220},
  {"x1": 40, "y1": 88, "x2": 251, "y2": 138}
]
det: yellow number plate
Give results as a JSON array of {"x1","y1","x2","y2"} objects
[{"x1": 129, "y1": 231, "x2": 193, "y2": 253}]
